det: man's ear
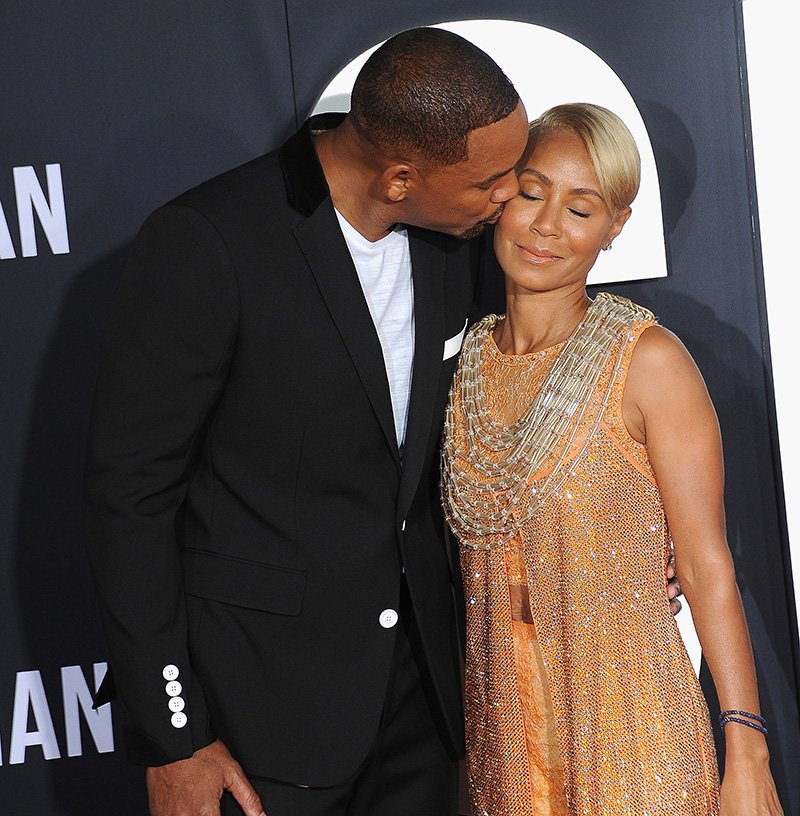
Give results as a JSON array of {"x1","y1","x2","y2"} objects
[{"x1": 382, "y1": 163, "x2": 416, "y2": 203}]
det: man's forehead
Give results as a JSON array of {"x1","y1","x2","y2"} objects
[
  {"x1": 466, "y1": 103, "x2": 529, "y2": 164},
  {"x1": 458, "y1": 120, "x2": 527, "y2": 182}
]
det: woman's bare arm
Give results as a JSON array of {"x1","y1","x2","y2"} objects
[{"x1": 623, "y1": 325, "x2": 782, "y2": 816}]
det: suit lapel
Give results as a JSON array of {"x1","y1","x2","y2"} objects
[
  {"x1": 293, "y1": 204, "x2": 400, "y2": 467},
  {"x1": 397, "y1": 229, "x2": 446, "y2": 518}
]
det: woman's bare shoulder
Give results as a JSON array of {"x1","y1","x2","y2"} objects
[{"x1": 627, "y1": 323, "x2": 711, "y2": 409}]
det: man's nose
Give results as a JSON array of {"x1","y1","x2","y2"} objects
[{"x1": 490, "y1": 172, "x2": 520, "y2": 204}]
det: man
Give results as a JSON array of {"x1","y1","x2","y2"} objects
[{"x1": 84, "y1": 26, "x2": 528, "y2": 816}]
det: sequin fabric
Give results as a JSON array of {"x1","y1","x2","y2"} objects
[{"x1": 447, "y1": 307, "x2": 720, "y2": 815}]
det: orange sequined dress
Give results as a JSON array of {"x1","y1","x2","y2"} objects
[{"x1": 444, "y1": 299, "x2": 720, "y2": 816}]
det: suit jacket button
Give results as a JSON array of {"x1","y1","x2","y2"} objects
[
  {"x1": 162, "y1": 664, "x2": 180, "y2": 680},
  {"x1": 379, "y1": 609, "x2": 398, "y2": 628},
  {"x1": 170, "y1": 712, "x2": 188, "y2": 729},
  {"x1": 168, "y1": 696, "x2": 185, "y2": 712},
  {"x1": 165, "y1": 680, "x2": 183, "y2": 697}
]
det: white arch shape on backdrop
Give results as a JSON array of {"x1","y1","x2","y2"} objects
[
  {"x1": 312, "y1": 19, "x2": 700, "y2": 676},
  {"x1": 311, "y1": 19, "x2": 669, "y2": 288}
]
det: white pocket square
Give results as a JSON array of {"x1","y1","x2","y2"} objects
[{"x1": 443, "y1": 319, "x2": 468, "y2": 360}]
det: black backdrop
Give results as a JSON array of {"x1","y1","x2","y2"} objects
[{"x1": 2, "y1": 1, "x2": 798, "y2": 813}]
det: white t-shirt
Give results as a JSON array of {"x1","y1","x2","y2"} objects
[{"x1": 335, "y1": 209, "x2": 414, "y2": 448}]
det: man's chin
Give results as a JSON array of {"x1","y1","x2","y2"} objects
[
  {"x1": 456, "y1": 222, "x2": 489, "y2": 241},
  {"x1": 456, "y1": 207, "x2": 504, "y2": 241}
]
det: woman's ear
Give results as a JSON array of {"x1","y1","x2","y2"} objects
[{"x1": 605, "y1": 205, "x2": 633, "y2": 247}]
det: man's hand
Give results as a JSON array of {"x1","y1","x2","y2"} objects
[
  {"x1": 666, "y1": 556, "x2": 683, "y2": 616},
  {"x1": 146, "y1": 739, "x2": 265, "y2": 816}
]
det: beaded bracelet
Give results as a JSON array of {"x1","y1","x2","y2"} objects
[{"x1": 718, "y1": 709, "x2": 768, "y2": 736}]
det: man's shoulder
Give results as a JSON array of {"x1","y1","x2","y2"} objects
[
  {"x1": 168, "y1": 149, "x2": 284, "y2": 216},
  {"x1": 158, "y1": 115, "x2": 330, "y2": 225}
]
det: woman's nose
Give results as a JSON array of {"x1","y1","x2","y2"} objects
[{"x1": 529, "y1": 202, "x2": 559, "y2": 237}]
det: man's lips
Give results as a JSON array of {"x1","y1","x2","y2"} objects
[{"x1": 517, "y1": 244, "x2": 561, "y2": 264}]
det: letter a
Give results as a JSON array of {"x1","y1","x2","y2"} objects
[
  {"x1": 9, "y1": 670, "x2": 61, "y2": 764},
  {"x1": 0, "y1": 196, "x2": 16, "y2": 259}
]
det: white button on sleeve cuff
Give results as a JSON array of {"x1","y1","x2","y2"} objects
[
  {"x1": 162, "y1": 664, "x2": 180, "y2": 680},
  {"x1": 165, "y1": 680, "x2": 183, "y2": 697}
]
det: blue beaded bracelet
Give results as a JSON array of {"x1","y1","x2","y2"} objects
[
  {"x1": 718, "y1": 709, "x2": 768, "y2": 736},
  {"x1": 719, "y1": 709, "x2": 766, "y2": 725}
]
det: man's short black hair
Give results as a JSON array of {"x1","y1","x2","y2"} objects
[{"x1": 350, "y1": 27, "x2": 520, "y2": 167}]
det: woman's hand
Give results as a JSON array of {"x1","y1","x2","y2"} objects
[{"x1": 720, "y1": 741, "x2": 783, "y2": 815}]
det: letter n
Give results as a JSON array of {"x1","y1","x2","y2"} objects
[
  {"x1": 13, "y1": 164, "x2": 70, "y2": 257},
  {"x1": 61, "y1": 663, "x2": 114, "y2": 756}
]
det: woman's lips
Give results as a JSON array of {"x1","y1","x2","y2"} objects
[{"x1": 517, "y1": 244, "x2": 560, "y2": 264}]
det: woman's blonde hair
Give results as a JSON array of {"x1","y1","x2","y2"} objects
[{"x1": 526, "y1": 102, "x2": 641, "y2": 214}]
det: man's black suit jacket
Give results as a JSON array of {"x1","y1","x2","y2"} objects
[{"x1": 84, "y1": 113, "x2": 500, "y2": 785}]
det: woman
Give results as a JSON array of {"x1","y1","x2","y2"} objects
[{"x1": 441, "y1": 103, "x2": 782, "y2": 815}]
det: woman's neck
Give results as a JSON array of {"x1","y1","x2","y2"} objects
[{"x1": 495, "y1": 287, "x2": 591, "y2": 355}]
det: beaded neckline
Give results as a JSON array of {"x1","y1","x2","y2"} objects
[
  {"x1": 442, "y1": 292, "x2": 655, "y2": 548},
  {"x1": 485, "y1": 324, "x2": 566, "y2": 366}
]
